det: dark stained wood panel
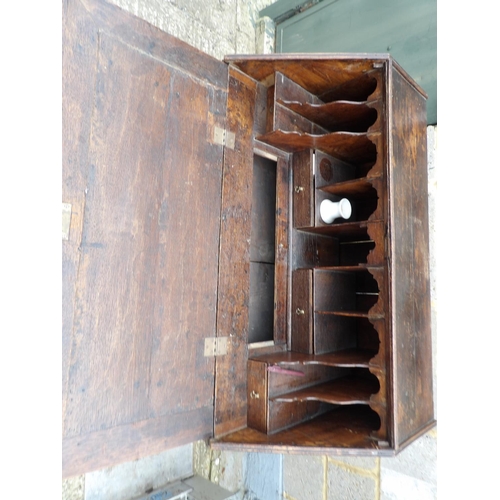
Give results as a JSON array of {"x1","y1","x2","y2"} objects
[
  {"x1": 63, "y1": 7, "x2": 435, "y2": 463},
  {"x1": 250, "y1": 349, "x2": 376, "y2": 368},
  {"x1": 278, "y1": 100, "x2": 379, "y2": 132},
  {"x1": 388, "y1": 65, "x2": 434, "y2": 448},
  {"x1": 291, "y1": 269, "x2": 313, "y2": 353},
  {"x1": 300, "y1": 220, "x2": 382, "y2": 238},
  {"x1": 247, "y1": 360, "x2": 268, "y2": 433},
  {"x1": 62, "y1": 407, "x2": 213, "y2": 479},
  {"x1": 257, "y1": 130, "x2": 378, "y2": 165},
  {"x1": 225, "y1": 55, "x2": 390, "y2": 97},
  {"x1": 248, "y1": 262, "x2": 275, "y2": 343},
  {"x1": 212, "y1": 406, "x2": 386, "y2": 453},
  {"x1": 62, "y1": 0, "x2": 228, "y2": 477},
  {"x1": 273, "y1": 157, "x2": 291, "y2": 345},
  {"x1": 62, "y1": 0, "x2": 98, "y2": 425},
  {"x1": 213, "y1": 67, "x2": 257, "y2": 437}
]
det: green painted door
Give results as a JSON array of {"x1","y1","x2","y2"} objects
[{"x1": 267, "y1": 0, "x2": 437, "y2": 124}]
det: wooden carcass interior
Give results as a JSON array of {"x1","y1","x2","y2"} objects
[
  {"x1": 62, "y1": 0, "x2": 435, "y2": 477},
  {"x1": 211, "y1": 56, "x2": 435, "y2": 455}
]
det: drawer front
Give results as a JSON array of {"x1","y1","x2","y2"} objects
[
  {"x1": 247, "y1": 360, "x2": 268, "y2": 433},
  {"x1": 292, "y1": 150, "x2": 313, "y2": 228},
  {"x1": 291, "y1": 269, "x2": 313, "y2": 353}
]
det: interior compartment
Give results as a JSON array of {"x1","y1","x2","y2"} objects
[
  {"x1": 314, "y1": 269, "x2": 380, "y2": 317},
  {"x1": 248, "y1": 154, "x2": 277, "y2": 344},
  {"x1": 315, "y1": 188, "x2": 379, "y2": 226},
  {"x1": 278, "y1": 100, "x2": 379, "y2": 133},
  {"x1": 248, "y1": 353, "x2": 381, "y2": 434},
  {"x1": 315, "y1": 152, "x2": 378, "y2": 186},
  {"x1": 218, "y1": 57, "x2": 398, "y2": 450},
  {"x1": 291, "y1": 269, "x2": 382, "y2": 354},
  {"x1": 257, "y1": 130, "x2": 377, "y2": 166},
  {"x1": 319, "y1": 73, "x2": 379, "y2": 102},
  {"x1": 339, "y1": 238, "x2": 376, "y2": 266}
]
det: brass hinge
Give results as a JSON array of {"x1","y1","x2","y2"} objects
[
  {"x1": 213, "y1": 126, "x2": 235, "y2": 150},
  {"x1": 204, "y1": 337, "x2": 229, "y2": 357}
]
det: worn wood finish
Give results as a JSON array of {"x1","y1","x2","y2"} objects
[
  {"x1": 273, "y1": 72, "x2": 328, "y2": 135},
  {"x1": 273, "y1": 375, "x2": 379, "y2": 405},
  {"x1": 268, "y1": 365, "x2": 345, "y2": 398},
  {"x1": 62, "y1": 0, "x2": 97, "y2": 424},
  {"x1": 301, "y1": 220, "x2": 381, "y2": 238},
  {"x1": 314, "y1": 270, "x2": 356, "y2": 312},
  {"x1": 249, "y1": 358, "x2": 351, "y2": 433},
  {"x1": 274, "y1": 103, "x2": 328, "y2": 135},
  {"x1": 212, "y1": 406, "x2": 385, "y2": 453},
  {"x1": 274, "y1": 157, "x2": 291, "y2": 345},
  {"x1": 338, "y1": 242, "x2": 376, "y2": 266},
  {"x1": 275, "y1": 72, "x2": 323, "y2": 106},
  {"x1": 247, "y1": 360, "x2": 268, "y2": 433},
  {"x1": 319, "y1": 70, "x2": 384, "y2": 103},
  {"x1": 291, "y1": 269, "x2": 313, "y2": 353},
  {"x1": 268, "y1": 400, "x2": 327, "y2": 434},
  {"x1": 313, "y1": 314, "x2": 357, "y2": 354},
  {"x1": 250, "y1": 156, "x2": 277, "y2": 264},
  {"x1": 319, "y1": 178, "x2": 381, "y2": 197},
  {"x1": 278, "y1": 99, "x2": 380, "y2": 132},
  {"x1": 249, "y1": 349, "x2": 376, "y2": 368},
  {"x1": 64, "y1": 12, "x2": 434, "y2": 463},
  {"x1": 224, "y1": 55, "x2": 389, "y2": 98},
  {"x1": 388, "y1": 64, "x2": 434, "y2": 449},
  {"x1": 292, "y1": 150, "x2": 314, "y2": 228},
  {"x1": 62, "y1": 0, "x2": 229, "y2": 477},
  {"x1": 249, "y1": 262, "x2": 275, "y2": 344},
  {"x1": 257, "y1": 130, "x2": 378, "y2": 165},
  {"x1": 62, "y1": 407, "x2": 213, "y2": 479},
  {"x1": 314, "y1": 151, "x2": 359, "y2": 187},
  {"x1": 213, "y1": 67, "x2": 257, "y2": 437}
]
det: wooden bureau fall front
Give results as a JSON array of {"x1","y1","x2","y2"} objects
[{"x1": 62, "y1": 0, "x2": 435, "y2": 477}]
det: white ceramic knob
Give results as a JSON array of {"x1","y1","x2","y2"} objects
[{"x1": 320, "y1": 198, "x2": 352, "y2": 224}]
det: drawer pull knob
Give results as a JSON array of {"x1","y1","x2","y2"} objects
[
  {"x1": 250, "y1": 391, "x2": 260, "y2": 399},
  {"x1": 294, "y1": 186, "x2": 304, "y2": 193},
  {"x1": 295, "y1": 308, "x2": 305, "y2": 316}
]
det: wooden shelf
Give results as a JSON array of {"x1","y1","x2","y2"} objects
[
  {"x1": 298, "y1": 220, "x2": 382, "y2": 237},
  {"x1": 250, "y1": 349, "x2": 377, "y2": 368},
  {"x1": 313, "y1": 265, "x2": 383, "y2": 272},
  {"x1": 255, "y1": 130, "x2": 378, "y2": 164},
  {"x1": 316, "y1": 310, "x2": 384, "y2": 320},
  {"x1": 272, "y1": 376, "x2": 379, "y2": 405},
  {"x1": 318, "y1": 177, "x2": 380, "y2": 197},
  {"x1": 277, "y1": 99, "x2": 379, "y2": 132}
]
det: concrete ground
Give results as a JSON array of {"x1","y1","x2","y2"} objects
[{"x1": 62, "y1": 1, "x2": 437, "y2": 498}]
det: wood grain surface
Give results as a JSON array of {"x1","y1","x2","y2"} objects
[{"x1": 63, "y1": 0, "x2": 227, "y2": 476}]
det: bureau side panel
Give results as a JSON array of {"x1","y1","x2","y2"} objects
[{"x1": 388, "y1": 65, "x2": 435, "y2": 449}]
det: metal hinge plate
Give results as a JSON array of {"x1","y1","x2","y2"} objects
[
  {"x1": 213, "y1": 126, "x2": 235, "y2": 150},
  {"x1": 204, "y1": 337, "x2": 228, "y2": 357}
]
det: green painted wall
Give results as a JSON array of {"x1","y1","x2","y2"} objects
[{"x1": 270, "y1": 0, "x2": 437, "y2": 124}]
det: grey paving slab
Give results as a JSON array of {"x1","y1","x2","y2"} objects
[
  {"x1": 283, "y1": 455, "x2": 324, "y2": 500},
  {"x1": 381, "y1": 431, "x2": 437, "y2": 485},
  {"x1": 381, "y1": 468, "x2": 436, "y2": 500},
  {"x1": 327, "y1": 463, "x2": 377, "y2": 500},
  {"x1": 245, "y1": 453, "x2": 282, "y2": 500},
  {"x1": 328, "y1": 456, "x2": 378, "y2": 471},
  {"x1": 84, "y1": 444, "x2": 193, "y2": 500}
]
